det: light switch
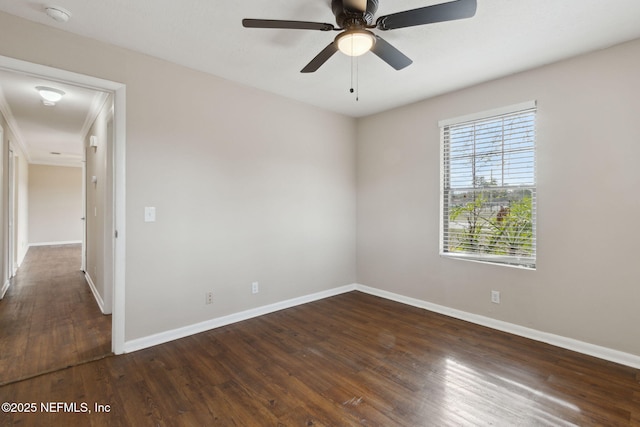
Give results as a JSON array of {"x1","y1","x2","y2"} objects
[{"x1": 144, "y1": 207, "x2": 156, "y2": 222}]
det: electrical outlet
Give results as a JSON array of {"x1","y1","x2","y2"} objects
[
  {"x1": 252, "y1": 282, "x2": 259, "y2": 294},
  {"x1": 205, "y1": 292, "x2": 213, "y2": 305},
  {"x1": 491, "y1": 290, "x2": 500, "y2": 304}
]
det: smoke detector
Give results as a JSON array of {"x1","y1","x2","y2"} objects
[{"x1": 45, "y1": 6, "x2": 71, "y2": 23}]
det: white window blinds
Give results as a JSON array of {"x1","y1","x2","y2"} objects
[{"x1": 440, "y1": 102, "x2": 537, "y2": 269}]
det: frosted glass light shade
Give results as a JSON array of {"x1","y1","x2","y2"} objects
[{"x1": 336, "y1": 30, "x2": 376, "y2": 57}]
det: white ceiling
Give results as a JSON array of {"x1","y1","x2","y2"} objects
[{"x1": 1, "y1": 0, "x2": 640, "y2": 165}]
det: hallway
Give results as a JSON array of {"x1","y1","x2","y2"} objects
[{"x1": 0, "y1": 244, "x2": 111, "y2": 385}]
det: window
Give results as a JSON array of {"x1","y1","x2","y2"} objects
[{"x1": 440, "y1": 101, "x2": 536, "y2": 269}]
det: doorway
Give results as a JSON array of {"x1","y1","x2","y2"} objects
[{"x1": 0, "y1": 55, "x2": 126, "y2": 359}]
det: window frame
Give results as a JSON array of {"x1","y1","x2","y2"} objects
[{"x1": 439, "y1": 101, "x2": 537, "y2": 270}]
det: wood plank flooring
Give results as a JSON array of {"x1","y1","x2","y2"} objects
[
  {"x1": 1, "y1": 291, "x2": 638, "y2": 426},
  {"x1": 0, "y1": 244, "x2": 112, "y2": 385}
]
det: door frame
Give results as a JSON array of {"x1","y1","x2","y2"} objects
[
  {"x1": 7, "y1": 146, "x2": 15, "y2": 278},
  {"x1": 0, "y1": 54, "x2": 126, "y2": 354},
  {"x1": 81, "y1": 148, "x2": 87, "y2": 272},
  {"x1": 0, "y1": 124, "x2": 6, "y2": 298}
]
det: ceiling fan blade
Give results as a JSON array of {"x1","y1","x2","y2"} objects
[
  {"x1": 301, "y1": 42, "x2": 339, "y2": 73},
  {"x1": 243, "y1": 19, "x2": 335, "y2": 31},
  {"x1": 376, "y1": 0, "x2": 477, "y2": 31},
  {"x1": 370, "y1": 36, "x2": 413, "y2": 70}
]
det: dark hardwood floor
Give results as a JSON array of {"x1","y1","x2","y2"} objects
[
  {"x1": 0, "y1": 244, "x2": 112, "y2": 385},
  {"x1": 1, "y1": 291, "x2": 638, "y2": 426}
]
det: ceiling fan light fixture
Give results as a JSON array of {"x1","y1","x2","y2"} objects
[
  {"x1": 336, "y1": 29, "x2": 376, "y2": 57},
  {"x1": 36, "y1": 86, "x2": 65, "y2": 106}
]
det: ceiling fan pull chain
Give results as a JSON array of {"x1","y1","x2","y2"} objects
[
  {"x1": 349, "y1": 37, "x2": 356, "y2": 98},
  {"x1": 350, "y1": 51, "x2": 354, "y2": 95},
  {"x1": 348, "y1": 35, "x2": 359, "y2": 102},
  {"x1": 356, "y1": 55, "x2": 359, "y2": 102},
  {"x1": 349, "y1": 55, "x2": 360, "y2": 101}
]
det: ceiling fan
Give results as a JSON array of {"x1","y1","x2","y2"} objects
[{"x1": 242, "y1": 0, "x2": 477, "y2": 73}]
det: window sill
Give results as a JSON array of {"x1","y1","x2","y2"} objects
[{"x1": 440, "y1": 252, "x2": 536, "y2": 270}]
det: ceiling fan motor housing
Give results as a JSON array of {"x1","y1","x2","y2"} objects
[{"x1": 332, "y1": 0, "x2": 379, "y2": 28}]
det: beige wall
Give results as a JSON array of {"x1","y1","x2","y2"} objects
[
  {"x1": 357, "y1": 38, "x2": 640, "y2": 357},
  {"x1": 28, "y1": 164, "x2": 82, "y2": 245},
  {"x1": 84, "y1": 96, "x2": 113, "y2": 313},
  {"x1": 0, "y1": 12, "x2": 356, "y2": 341}
]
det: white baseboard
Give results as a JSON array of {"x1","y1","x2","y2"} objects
[
  {"x1": 84, "y1": 272, "x2": 108, "y2": 314},
  {"x1": 0, "y1": 279, "x2": 10, "y2": 299},
  {"x1": 123, "y1": 284, "x2": 357, "y2": 353},
  {"x1": 29, "y1": 240, "x2": 82, "y2": 247},
  {"x1": 120, "y1": 282, "x2": 640, "y2": 370},
  {"x1": 355, "y1": 284, "x2": 640, "y2": 370}
]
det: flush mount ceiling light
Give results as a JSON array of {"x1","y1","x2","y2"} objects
[
  {"x1": 36, "y1": 86, "x2": 65, "y2": 106},
  {"x1": 44, "y1": 5, "x2": 71, "y2": 23},
  {"x1": 335, "y1": 29, "x2": 376, "y2": 57}
]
